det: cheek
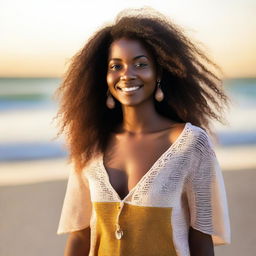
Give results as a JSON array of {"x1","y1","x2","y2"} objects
[
  {"x1": 106, "y1": 73, "x2": 111, "y2": 86},
  {"x1": 106, "y1": 73, "x2": 118, "y2": 96},
  {"x1": 106, "y1": 72, "x2": 116, "y2": 87},
  {"x1": 142, "y1": 69, "x2": 157, "y2": 83}
]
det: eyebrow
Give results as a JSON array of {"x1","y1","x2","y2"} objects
[{"x1": 109, "y1": 55, "x2": 148, "y2": 61}]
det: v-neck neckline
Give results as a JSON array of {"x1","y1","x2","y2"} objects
[{"x1": 99, "y1": 122, "x2": 190, "y2": 202}]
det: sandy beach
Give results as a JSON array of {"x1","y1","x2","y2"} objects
[{"x1": 0, "y1": 155, "x2": 256, "y2": 256}]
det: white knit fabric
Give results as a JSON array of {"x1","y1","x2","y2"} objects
[{"x1": 57, "y1": 122, "x2": 231, "y2": 255}]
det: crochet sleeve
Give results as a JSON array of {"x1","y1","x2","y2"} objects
[
  {"x1": 57, "y1": 168, "x2": 92, "y2": 235},
  {"x1": 185, "y1": 131, "x2": 231, "y2": 245}
]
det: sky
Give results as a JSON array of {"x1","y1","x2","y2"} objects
[{"x1": 1, "y1": 0, "x2": 255, "y2": 78}]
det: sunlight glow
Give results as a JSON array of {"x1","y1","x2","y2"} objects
[{"x1": 1, "y1": 0, "x2": 255, "y2": 77}]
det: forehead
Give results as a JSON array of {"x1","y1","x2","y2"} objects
[{"x1": 108, "y1": 38, "x2": 152, "y2": 60}]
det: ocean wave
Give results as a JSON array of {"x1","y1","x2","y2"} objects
[{"x1": 0, "y1": 142, "x2": 67, "y2": 162}]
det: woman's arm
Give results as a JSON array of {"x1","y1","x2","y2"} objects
[
  {"x1": 189, "y1": 226, "x2": 214, "y2": 256},
  {"x1": 64, "y1": 227, "x2": 91, "y2": 256}
]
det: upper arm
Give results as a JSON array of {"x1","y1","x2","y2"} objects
[
  {"x1": 64, "y1": 227, "x2": 91, "y2": 256},
  {"x1": 57, "y1": 169, "x2": 92, "y2": 235},
  {"x1": 185, "y1": 130, "x2": 231, "y2": 245}
]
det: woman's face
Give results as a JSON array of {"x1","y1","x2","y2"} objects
[{"x1": 106, "y1": 38, "x2": 158, "y2": 107}]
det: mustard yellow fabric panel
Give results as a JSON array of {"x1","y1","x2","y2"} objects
[{"x1": 93, "y1": 202, "x2": 177, "y2": 256}]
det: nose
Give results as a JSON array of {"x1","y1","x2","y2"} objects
[{"x1": 120, "y1": 65, "x2": 136, "y2": 81}]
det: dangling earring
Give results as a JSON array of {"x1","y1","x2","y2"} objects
[
  {"x1": 106, "y1": 89, "x2": 115, "y2": 109},
  {"x1": 155, "y1": 80, "x2": 164, "y2": 102}
]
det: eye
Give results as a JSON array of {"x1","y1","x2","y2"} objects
[
  {"x1": 134, "y1": 63, "x2": 148, "y2": 68},
  {"x1": 109, "y1": 63, "x2": 122, "y2": 71}
]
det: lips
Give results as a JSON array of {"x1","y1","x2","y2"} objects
[{"x1": 116, "y1": 84, "x2": 143, "y2": 93}]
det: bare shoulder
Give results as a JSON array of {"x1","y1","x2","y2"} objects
[{"x1": 168, "y1": 122, "x2": 187, "y2": 144}]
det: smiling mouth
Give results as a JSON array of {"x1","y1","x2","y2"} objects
[{"x1": 116, "y1": 85, "x2": 143, "y2": 92}]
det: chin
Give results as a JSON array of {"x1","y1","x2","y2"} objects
[
  {"x1": 120, "y1": 102, "x2": 138, "y2": 107},
  {"x1": 116, "y1": 94, "x2": 154, "y2": 107},
  {"x1": 119, "y1": 99, "x2": 149, "y2": 107}
]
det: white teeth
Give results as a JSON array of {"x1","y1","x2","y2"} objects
[{"x1": 120, "y1": 86, "x2": 140, "y2": 92}]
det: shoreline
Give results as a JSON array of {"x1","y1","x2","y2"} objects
[{"x1": 0, "y1": 158, "x2": 70, "y2": 186}]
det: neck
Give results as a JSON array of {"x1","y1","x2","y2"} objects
[{"x1": 120, "y1": 101, "x2": 173, "y2": 134}]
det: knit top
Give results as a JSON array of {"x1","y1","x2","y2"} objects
[{"x1": 57, "y1": 122, "x2": 231, "y2": 256}]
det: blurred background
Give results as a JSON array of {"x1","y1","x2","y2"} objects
[{"x1": 0, "y1": 0, "x2": 255, "y2": 255}]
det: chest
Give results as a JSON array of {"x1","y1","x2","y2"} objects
[{"x1": 103, "y1": 134, "x2": 173, "y2": 200}]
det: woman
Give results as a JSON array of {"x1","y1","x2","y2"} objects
[{"x1": 56, "y1": 8, "x2": 230, "y2": 256}]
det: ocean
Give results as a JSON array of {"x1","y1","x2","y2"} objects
[{"x1": 0, "y1": 77, "x2": 256, "y2": 162}]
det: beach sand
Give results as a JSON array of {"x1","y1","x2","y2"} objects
[
  {"x1": 0, "y1": 180, "x2": 67, "y2": 256},
  {"x1": 0, "y1": 158, "x2": 256, "y2": 255}
]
